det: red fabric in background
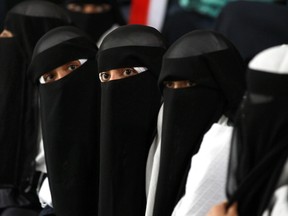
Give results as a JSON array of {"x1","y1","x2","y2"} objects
[{"x1": 129, "y1": 0, "x2": 150, "y2": 24}]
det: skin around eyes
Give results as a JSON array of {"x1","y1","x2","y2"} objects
[
  {"x1": 206, "y1": 202, "x2": 238, "y2": 216},
  {"x1": 0, "y1": 29, "x2": 14, "y2": 38},
  {"x1": 99, "y1": 68, "x2": 140, "y2": 82},
  {"x1": 40, "y1": 60, "x2": 83, "y2": 84},
  {"x1": 163, "y1": 80, "x2": 197, "y2": 89},
  {"x1": 67, "y1": 3, "x2": 111, "y2": 14}
]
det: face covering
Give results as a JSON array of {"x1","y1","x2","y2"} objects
[
  {"x1": 227, "y1": 45, "x2": 288, "y2": 216},
  {"x1": 152, "y1": 30, "x2": 245, "y2": 216},
  {"x1": 64, "y1": 0, "x2": 126, "y2": 42},
  {"x1": 97, "y1": 24, "x2": 167, "y2": 216},
  {"x1": 29, "y1": 26, "x2": 100, "y2": 216}
]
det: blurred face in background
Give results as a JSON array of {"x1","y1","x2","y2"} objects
[{"x1": 67, "y1": 3, "x2": 111, "y2": 14}]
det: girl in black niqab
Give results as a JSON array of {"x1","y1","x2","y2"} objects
[
  {"x1": 30, "y1": 26, "x2": 100, "y2": 216},
  {"x1": 97, "y1": 24, "x2": 167, "y2": 216},
  {"x1": 152, "y1": 30, "x2": 245, "y2": 216}
]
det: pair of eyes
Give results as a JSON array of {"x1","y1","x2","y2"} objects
[
  {"x1": 99, "y1": 68, "x2": 139, "y2": 82},
  {"x1": 164, "y1": 80, "x2": 196, "y2": 89},
  {"x1": 40, "y1": 63, "x2": 138, "y2": 84},
  {"x1": 99, "y1": 69, "x2": 196, "y2": 89},
  {"x1": 40, "y1": 60, "x2": 82, "y2": 84},
  {"x1": 67, "y1": 3, "x2": 111, "y2": 14}
]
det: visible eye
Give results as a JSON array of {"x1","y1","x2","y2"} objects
[
  {"x1": 94, "y1": 5, "x2": 104, "y2": 13},
  {"x1": 75, "y1": 5, "x2": 83, "y2": 12},
  {"x1": 67, "y1": 3, "x2": 82, "y2": 12},
  {"x1": 67, "y1": 64, "x2": 79, "y2": 71},
  {"x1": 123, "y1": 68, "x2": 137, "y2": 77},
  {"x1": 163, "y1": 80, "x2": 196, "y2": 89},
  {"x1": 64, "y1": 60, "x2": 81, "y2": 72},
  {"x1": 164, "y1": 81, "x2": 174, "y2": 89},
  {"x1": 102, "y1": 4, "x2": 111, "y2": 12},
  {"x1": 40, "y1": 72, "x2": 56, "y2": 84},
  {"x1": 99, "y1": 72, "x2": 111, "y2": 82}
]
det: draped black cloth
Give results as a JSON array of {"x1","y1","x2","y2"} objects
[
  {"x1": 152, "y1": 30, "x2": 245, "y2": 216},
  {"x1": 30, "y1": 26, "x2": 100, "y2": 216},
  {"x1": 0, "y1": 0, "x2": 71, "y2": 212},
  {"x1": 0, "y1": 38, "x2": 31, "y2": 210},
  {"x1": 97, "y1": 25, "x2": 166, "y2": 216}
]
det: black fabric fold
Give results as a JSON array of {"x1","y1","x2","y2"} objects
[
  {"x1": 0, "y1": 2, "x2": 72, "y2": 208},
  {"x1": 0, "y1": 38, "x2": 25, "y2": 189}
]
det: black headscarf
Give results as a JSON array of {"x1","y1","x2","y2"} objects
[
  {"x1": 64, "y1": 0, "x2": 126, "y2": 42},
  {"x1": 30, "y1": 26, "x2": 100, "y2": 216},
  {"x1": 215, "y1": 1, "x2": 288, "y2": 66},
  {"x1": 152, "y1": 30, "x2": 245, "y2": 216},
  {"x1": 97, "y1": 24, "x2": 167, "y2": 216},
  {"x1": 0, "y1": 0, "x2": 72, "y2": 211},
  {"x1": 4, "y1": 0, "x2": 72, "y2": 60},
  {"x1": 226, "y1": 45, "x2": 288, "y2": 216}
]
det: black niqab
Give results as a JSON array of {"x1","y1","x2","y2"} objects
[
  {"x1": 30, "y1": 26, "x2": 100, "y2": 216},
  {"x1": 152, "y1": 30, "x2": 245, "y2": 216},
  {"x1": 64, "y1": 0, "x2": 126, "y2": 42},
  {"x1": 97, "y1": 25, "x2": 166, "y2": 216}
]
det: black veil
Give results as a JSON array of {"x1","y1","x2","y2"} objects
[
  {"x1": 97, "y1": 24, "x2": 166, "y2": 216},
  {"x1": 153, "y1": 30, "x2": 245, "y2": 216},
  {"x1": 30, "y1": 26, "x2": 100, "y2": 216}
]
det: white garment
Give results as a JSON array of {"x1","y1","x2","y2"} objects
[
  {"x1": 249, "y1": 44, "x2": 288, "y2": 74},
  {"x1": 172, "y1": 117, "x2": 233, "y2": 216},
  {"x1": 35, "y1": 138, "x2": 47, "y2": 173},
  {"x1": 145, "y1": 104, "x2": 163, "y2": 216},
  {"x1": 39, "y1": 177, "x2": 53, "y2": 208},
  {"x1": 262, "y1": 186, "x2": 288, "y2": 216}
]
